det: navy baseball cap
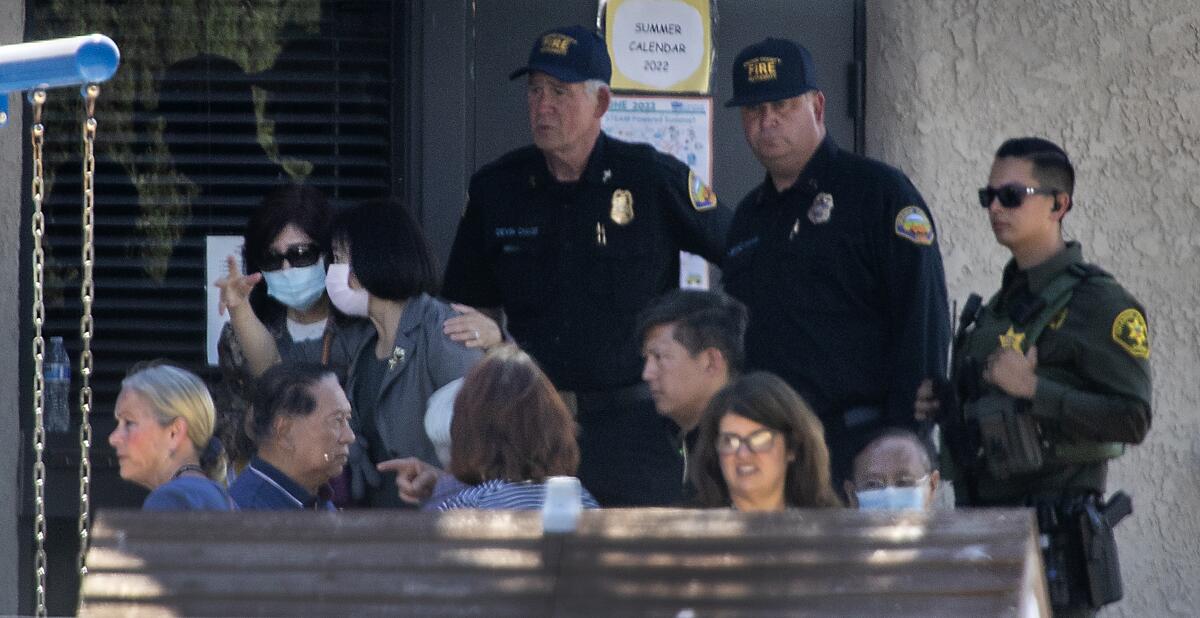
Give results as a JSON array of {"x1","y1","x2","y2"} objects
[
  {"x1": 509, "y1": 25, "x2": 612, "y2": 84},
  {"x1": 725, "y1": 38, "x2": 819, "y2": 107}
]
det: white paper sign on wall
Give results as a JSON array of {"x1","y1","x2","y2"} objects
[{"x1": 605, "y1": 0, "x2": 712, "y2": 93}]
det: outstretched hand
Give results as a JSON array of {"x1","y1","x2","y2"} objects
[
  {"x1": 213, "y1": 254, "x2": 261, "y2": 316},
  {"x1": 376, "y1": 457, "x2": 444, "y2": 505}
]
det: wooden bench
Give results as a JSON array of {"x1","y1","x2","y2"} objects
[{"x1": 80, "y1": 508, "x2": 1049, "y2": 616}]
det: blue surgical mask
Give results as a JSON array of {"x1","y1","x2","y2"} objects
[
  {"x1": 856, "y1": 480, "x2": 929, "y2": 512},
  {"x1": 262, "y1": 258, "x2": 326, "y2": 310}
]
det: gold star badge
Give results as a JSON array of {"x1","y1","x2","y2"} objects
[{"x1": 998, "y1": 326, "x2": 1025, "y2": 351}]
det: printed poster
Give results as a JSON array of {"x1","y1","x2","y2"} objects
[
  {"x1": 603, "y1": 0, "x2": 714, "y2": 93},
  {"x1": 206, "y1": 235, "x2": 243, "y2": 366},
  {"x1": 602, "y1": 94, "x2": 714, "y2": 289}
]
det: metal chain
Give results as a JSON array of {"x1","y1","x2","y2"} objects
[
  {"x1": 77, "y1": 84, "x2": 99, "y2": 593},
  {"x1": 29, "y1": 88, "x2": 49, "y2": 618}
]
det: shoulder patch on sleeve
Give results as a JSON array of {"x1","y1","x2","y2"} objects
[
  {"x1": 1111, "y1": 308, "x2": 1150, "y2": 359},
  {"x1": 894, "y1": 205, "x2": 935, "y2": 246},
  {"x1": 688, "y1": 170, "x2": 718, "y2": 211}
]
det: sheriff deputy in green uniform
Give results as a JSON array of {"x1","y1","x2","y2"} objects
[{"x1": 916, "y1": 137, "x2": 1151, "y2": 616}]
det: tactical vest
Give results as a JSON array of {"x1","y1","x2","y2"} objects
[{"x1": 957, "y1": 263, "x2": 1124, "y2": 469}]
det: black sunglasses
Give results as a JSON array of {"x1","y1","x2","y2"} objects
[
  {"x1": 260, "y1": 243, "x2": 322, "y2": 271},
  {"x1": 978, "y1": 184, "x2": 1058, "y2": 209}
]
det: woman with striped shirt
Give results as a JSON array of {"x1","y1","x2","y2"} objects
[{"x1": 436, "y1": 345, "x2": 599, "y2": 511}]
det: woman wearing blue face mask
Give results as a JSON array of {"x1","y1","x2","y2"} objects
[
  {"x1": 218, "y1": 198, "x2": 494, "y2": 507},
  {"x1": 214, "y1": 184, "x2": 343, "y2": 472}
]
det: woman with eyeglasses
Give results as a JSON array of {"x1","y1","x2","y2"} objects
[
  {"x1": 214, "y1": 184, "x2": 342, "y2": 472},
  {"x1": 690, "y1": 372, "x2": 843, "y2": 511}
]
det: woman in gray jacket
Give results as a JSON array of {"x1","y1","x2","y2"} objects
[{"x1": 218, "y1": 199, "x2": 491, "y2": 507}]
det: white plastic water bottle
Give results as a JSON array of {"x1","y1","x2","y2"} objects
[
  {"x1": 44, "y1": 336, "x2": 71, "y2": 433},
  {"x1": 542, "y1": 476, "x2": 583, "y2": 533}
]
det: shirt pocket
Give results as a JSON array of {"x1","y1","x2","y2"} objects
[
  {"x1": 488, "y1": 236, "x2": 547, "y2": 313},
  {"x1": 781, "y1": 230, "x2": 874, "y2": 314},
  {"x1": 589, "y1": 219, "x2": 660, "y2": 312}
]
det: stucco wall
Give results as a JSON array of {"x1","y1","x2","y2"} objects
[
  {"x1": 867, "y1": 1, "x2": 1200, "y2": 615},
  {"x1": 0, "y1": 1, "x2": 25, "y2": 613}
]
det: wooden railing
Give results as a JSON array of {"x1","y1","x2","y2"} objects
[{"x1": 80, "y1": 507, "x2": 1049, "y2": 616}]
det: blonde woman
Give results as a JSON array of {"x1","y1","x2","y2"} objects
[{"x1": 109, "y1": 363, "x2": 234, "y2": 510}]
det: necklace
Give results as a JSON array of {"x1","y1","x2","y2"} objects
[{"x1": 171, "y1": 463, "x2": 205, "y2": 480}]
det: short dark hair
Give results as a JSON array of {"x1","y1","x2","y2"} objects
[
  {"x1": 636, "y1": 289, "x2": 749, "y2": 373},
  {"x1": 852, "y1": 427, "x2": 936, "y2": 479},
  {"x1": 249, "y1": 362, "x2": 337, "y2": 447},
  {"x1": 995, "y1": 137, "x2": 1075, "y2": 200},
  {"x1": 331, "y1": 199, "x2": 439, "y2": 301},
  {"x1": 243, "y1": 184, "x2": 334, "y2": 321},
  {"x1": 690, "y1": 372, "x2": 843, "y2": 509},
  {"x1": 449, "y1": 345, "x2": 580, "y2": 485}
]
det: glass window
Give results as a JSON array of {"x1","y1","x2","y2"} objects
[{"x1": 26, "y1": 0, "x2": 400, "y2": 418}]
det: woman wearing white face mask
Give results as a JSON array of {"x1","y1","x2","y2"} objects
[
  {"x1": 322, "y1": 200, "x2": 494, "y2": 507},
  {"x1": 219, "y1": 198, "x2": 491, "y2": 507},
  {"x1": 214, "y1": 184, "x2": 347, "y2": 473}
]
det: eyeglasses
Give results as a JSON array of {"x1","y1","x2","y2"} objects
[
  {"x1": 717, "y1": 428, "x2": 778, "y2": 455},
  {"x1": 856, "y1": 474, "x2": 930, "y2": 492},
  {"x1": 977, "y1": 184, "x2": 1058, "y2": 209},
  {"x1": 261, "y1": 243, "x2": 321, "y2": 271}
]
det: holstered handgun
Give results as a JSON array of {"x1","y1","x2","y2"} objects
[
  {"x1": 1037, "y1": 492, "x2": 1132, "y2": 610},
  {"x1": 1078, "y1": 491, "x2": 1131, "y2": 607}
]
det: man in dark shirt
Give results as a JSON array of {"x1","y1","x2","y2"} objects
[
  {"x1": 442, "y1": 25, "x2": 732, "y2": 505},
  {"x1": 637, "y1": 289, "x2": 748, "y2": 500},
  {"x1": 721, "y1": 37, "x2": 950, "y2": 484}
]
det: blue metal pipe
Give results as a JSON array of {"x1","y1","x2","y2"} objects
[{"x1": 0, "y1": 34, "x2": 120, "y2": 126}]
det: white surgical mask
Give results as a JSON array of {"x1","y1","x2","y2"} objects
[
  {"x1": 325, "y1": 263, "x2": 370, "y2": 317},
  {"x1": 262, "y1": 258, "x2": 326, "y2": 310},
  {"x1": 856, "y1": 477, "x2": 930, "y2": 512}
]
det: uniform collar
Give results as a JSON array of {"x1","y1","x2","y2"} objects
[
  {"x1": 758, "y1": 136, "x2": 837, "y2": 205},
  {"x1": 579, "y1": 131, "x2": 610, "y2": 185},
  {"x1": 1001, "y1": 241, "x2": 1084, "y2": 295},
  {"x1": 532, "y1": 132, "x2": 609, "y2": 188}
]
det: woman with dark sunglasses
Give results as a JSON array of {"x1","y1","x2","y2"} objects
[
  {"x1": 218, "y1": 198, "x2": 488, "y2": 507},
  {"x1": 690, "y1": 372, "x2": 843, "y2": 511},
  {"x1": 213, "y1": 184, "x2": 344, "y2": 473}
]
